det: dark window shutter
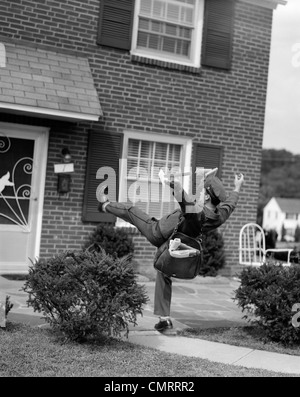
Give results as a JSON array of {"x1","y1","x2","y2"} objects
[
  {"x1": 97, "y1": 0, "x2": 135, "y2": 50},
  {"x1": 201, "y1": 0, "x2": 235, "y2": 70},
  {"x1": 192, "y1": 143, "x2": 223, "y2": 193},
  {"x1": 83, "y1": 130, "x2": 123, "y2": 223}
]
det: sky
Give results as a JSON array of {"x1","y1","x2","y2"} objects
[{"x1": 263, "y1": 0, "x2": 300, "y2": 155}]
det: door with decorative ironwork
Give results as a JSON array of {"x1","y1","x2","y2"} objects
[{"x1": 0, "y1": 123, "x2": 49, "y2": 273}]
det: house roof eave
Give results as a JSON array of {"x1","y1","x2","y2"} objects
[
  {"x1": 0, "y1": 40, "x2": 103, "y2": 122},
  {"x1": 0, "y1": 103, "x2": 101, "y2": 122},
  {"x1": 238, "y1": 0, "x2": 287, "y2": 10}
]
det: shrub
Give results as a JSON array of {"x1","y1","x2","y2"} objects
[
  {"x1": 5, "y1": 296, "x2": 13, "y2": 316},
  {"x1": 84, "y1": 224, "x2": 134, "y2": 258},
  {"x1": 281, "y1": 225, "x2": 286, "y2": 242},
  {"x1": 199, "y1": 230, "x2": 225, "y2": 276},
  {"x1": 264, "y1": 229, "x2": 278, "y2": 249},
  {"x1": 234, "y1": 263, "x2": 300, "y2": 345},
  {"x1": 295, "y1": 225, "x2": 300, "y2": 243},
  {"x1": 291, "y1": 250, "x2": 300, "y2": 264},
  {"x1": 23, "y1": 249, "x2": 149, "y2": 342}
]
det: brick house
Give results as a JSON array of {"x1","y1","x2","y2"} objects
[{"x1": 0, "y1": 0, "x2": 286, "y2": 276}]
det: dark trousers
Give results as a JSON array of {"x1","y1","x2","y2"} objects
[{"x1": 105, "y1": 202, "x2": 180, "y2": 316}]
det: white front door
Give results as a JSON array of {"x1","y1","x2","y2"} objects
[{"x1": 0, "y1": 122, "x2": 49, "y2": 274}]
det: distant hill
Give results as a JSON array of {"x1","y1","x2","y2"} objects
[{"x1": 257, "y1": 149, "x2": 300, "y2": 224}]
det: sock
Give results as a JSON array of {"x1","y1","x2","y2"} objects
[{"x1": 160, "y1": 316, "x2": 170, "y2": 321}]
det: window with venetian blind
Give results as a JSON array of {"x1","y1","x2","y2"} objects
[
  {"x1": 117, "y1": 133, "x2": 192, "y2": 225},
  {"x1": 124, "y1": 138, "x2": 182, "y2": 217}
]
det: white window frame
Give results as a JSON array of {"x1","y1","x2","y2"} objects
[
  {"x1": 116, "y1": 130, "x2": 192, "y2": 228},
  {"x1": 130, "y1": 0, "x2": 205, "y2": 68}
]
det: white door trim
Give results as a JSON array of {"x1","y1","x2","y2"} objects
[{"x1": 0, "y1": 122, "x2": 49, "y2": 273}]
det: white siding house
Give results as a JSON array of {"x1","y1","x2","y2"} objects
[{"x1": 263, "y1": 197, "x2": 300, "y2": 241}]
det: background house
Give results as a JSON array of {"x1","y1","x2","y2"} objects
[
  {"x1": 263, "y1": 197, "x2": 300, "y2": 241},
  {"x1": 0, "y1": 0, "x2": 286, "y2": 276}
]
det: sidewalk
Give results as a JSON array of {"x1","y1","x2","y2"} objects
[{"x1": 1, "y1": 274, "x2": 300, "y2": 375}]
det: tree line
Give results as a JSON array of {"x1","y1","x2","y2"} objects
[{"x1": 257, "y1": 149, "x2": 300, "y2": 225}]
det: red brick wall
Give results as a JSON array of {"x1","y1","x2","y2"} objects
[{"x1": 0, "y1": 0, "x2": 273, "y2": 276}]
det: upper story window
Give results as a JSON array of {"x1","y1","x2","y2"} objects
[
  {"x1": 97, "y1": 0, "x2": 235, "y2": 71},
  {"x1": 131, "y1": 0, "x2": 204, "y2": 68}
]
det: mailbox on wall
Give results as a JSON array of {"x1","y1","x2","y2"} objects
[
  {"x1": 57, "y1": 173, "x2": 71, "y2": 194},
  {"x1": 54, "y1": 148, "x2": 74, "y2": 195}
]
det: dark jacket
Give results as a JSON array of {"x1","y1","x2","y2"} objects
[{"x1": 179, "y1": 191, "x2": 239, "y2": 237}]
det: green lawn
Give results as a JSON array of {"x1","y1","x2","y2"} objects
[
  {"x1": 178, "y1": 326, "x2": 300, "y2": 356},
  {"x1": 0, "y1": 321, "x2": 299, "y2": 377}
]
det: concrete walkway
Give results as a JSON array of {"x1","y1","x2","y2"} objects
[{"x1": 1, "y1": 274, "x2": 300, "y2": 375}]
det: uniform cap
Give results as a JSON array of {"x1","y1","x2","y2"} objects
[{"x1": 204, "y1": 175, "x2": 227, "y2": 205}]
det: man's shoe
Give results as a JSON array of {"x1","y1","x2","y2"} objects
[
  {"x1": 154, "y1": 319, "x2": 173, "y2": 332},
  {"x1": 97, "y1": 185, "x2": 110, "y2": 212}
]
